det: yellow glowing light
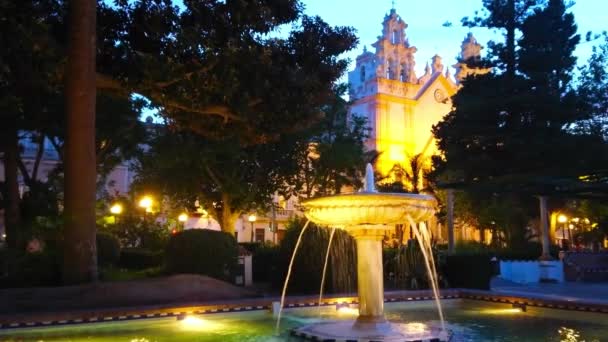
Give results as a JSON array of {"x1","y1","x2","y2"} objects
[
  {"x1": 583, "y1": 218, "x2": 590, "y2": 224},
  {"x1": 248, "y1": 214, "x2": 257, "y2": 223},
  {"x1": 479, "y1": 308, "x2": 522, "y2": 315},
  {"x1": 571, "y1": 217, "x2": 580, "y2": 223},
  {"x1": 336, "y1": 307, "x2": 359, "y2": 316},
  {"x1": 139, "y1": 196, "x2": 153, "y2": 209},
  {"x1": 110, "y1": 203, "x2": 123, "y2": 215},
  {"x1": 178, "y1": 213, "x2": 188, "y2": 222},
  {"x1": 558, "y1": 215, "x2": 568, "y2": 223},
  {"x1": 179, "y1": 316, "x2": 224, "y2": 331}
]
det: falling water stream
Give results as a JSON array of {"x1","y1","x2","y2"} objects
[
  {"x1": 318, "y1": 227, "x2": 337, "y2": 316},
  {"x1": 275, "y1": 220, "x2": 311, "y2": 335},
  {"x1": 407, "y1": 215, "x2": 446, "y2": 332}
]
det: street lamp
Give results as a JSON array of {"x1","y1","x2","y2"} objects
[
  {"x1": 139, "y1": 196, "x2": 153, "y2": 220},
  {"x1": 248, "y1": 214, "x2": 257, "y2": 242},
  {"x1": 177, "y1": 213, "x2": 188, "y2": 232},
  {"x1": 110, "y1": 203, "x2": 123, "y2": 215},
  {"x1": 110, "y1": 203, "x2": 123, "y2": 224},
  {"x1": 139, "y1": 196, "x2": 153, "y2": 210},
  {"x1": 178, "y1": 213, "x2": 188, "y2": 222}
]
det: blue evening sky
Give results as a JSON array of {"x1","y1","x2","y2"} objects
[{"x1": 302, "y1": 0, "x2": 605, "y2": 76}]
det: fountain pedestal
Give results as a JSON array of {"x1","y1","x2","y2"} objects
[{"x1": 352, "y1": 227, "x2": 390, "y2": 330}]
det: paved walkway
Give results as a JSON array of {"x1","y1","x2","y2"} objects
[{"x1": 491, "y1": 277, "x2": 608, "y2": 304}]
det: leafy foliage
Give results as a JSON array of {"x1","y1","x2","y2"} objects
[{"x1": 165, "y1": 229, "x2": 238, "y2": 281}]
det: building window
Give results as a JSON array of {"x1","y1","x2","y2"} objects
[
  {"x1": 386, "y1": 59, "x2": 393, "y2": 79},
  {"x1": 360, "y1": 66, "x2": 366, "y2": 82},
  {"x1": 392, "y1": 30, "x2": 398, "y2": 44},
  {"x1": 400, "y1": 68, "x2": 406, "y2": 82},
  {"x1": 255, "y1": 228, "x2": 265, "y2": 242}
]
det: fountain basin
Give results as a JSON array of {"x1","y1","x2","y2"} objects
[
  {"x1": 293, "y1": 320, "x2": 450, "y2": 342},
  {"x1": 302, "y1": 192, "x2": 437, "y2": 227}
]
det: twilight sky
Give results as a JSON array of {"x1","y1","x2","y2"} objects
[{"x1": 301, "y1": 0, "x2": 605, "y2": 77}]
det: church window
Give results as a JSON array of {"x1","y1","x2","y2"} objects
[
  {"x1": 392, "y1": 30, "x2": 398, "y2": 44},
  {"x1": 400, "y1": 65, "x2": 407, "y2": 82},
  {"x1": 386, "y1": 59, "x2": 393, "y2": 79},
  {"x1": 360, "y1": 66, "x2": 366, "y2": 81}
]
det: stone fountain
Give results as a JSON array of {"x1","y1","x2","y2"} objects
[{"x1": 293, "y1": 164, "x2": 448, "y2": 342}]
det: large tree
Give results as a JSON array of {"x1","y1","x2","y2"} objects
[
  {"x1": 134, "y1": 87, "x2": 369, "y2": 233},
  {"x1": 434, "y1": 0, "x2": 608, "y2": 249},
  {"x1": 0, "y1": 0, "x2": 62, "y2": 248},
  {"x1": 62, "y1": 0, "x2": 98, "y2": 283},
  {"x1": 95, "y1": 0, "x2": 357, "y2": 143},
  {"x1": 462, "y1": 0, "x2": 541, "y2": 78}
]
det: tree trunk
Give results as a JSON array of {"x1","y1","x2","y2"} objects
[
  {"x1": 62, "y1": 0, "x2": 98, "y2": 284},
  {"x1": 219, "y1": 193, "x2": 239, "y2": 235},
  {"x1": 2, "y1": 124, "x2": 21, "y2": 249},
  {"x1": 538, "y1": 196, "x2": 552, "y2": 260},
  {"x1": 446, "y1": 189, "x2": 455, "y2": 254}
]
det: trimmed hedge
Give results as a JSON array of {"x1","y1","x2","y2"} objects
[
  {"x1": 165, "y1": 229, "x2": 238, "y2": 281},
  {"x1": 251, "y1": 243, "x2": 280, "y2": 283},
  {"x1": 119, "y1": 248, "x2": 164, "y2": 270},
  {"x1": 97, "y1": 232, "x2": 120, "y2": 267},
  {"x1": 443, "y1": 255, "x2": 493, "y2": 290}
]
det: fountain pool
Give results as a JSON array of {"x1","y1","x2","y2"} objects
[{"x1": 1, "y1": 299, "x2": 607, "y2": 341}]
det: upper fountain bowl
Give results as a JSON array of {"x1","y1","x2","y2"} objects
[
  {"x1": 302, "y1": 191, "x2": 436, "y2": 227},
  {"x1": 302, "y1": 163, "x2": 437, "y2": 227}
]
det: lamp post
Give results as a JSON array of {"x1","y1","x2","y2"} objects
[
  {"x1": 110, "y1": 203, "x2": 123, "y2": 224},
  {"x1": 178, "y1": 213, "x2": 188, "y2": 231},
  {"x1": 558, "y1": 214, "x2": 568, "y2": 249},
  {"x1": 139, "y1": 196, "x2": 153, "y2": 220},
  {"x1": 248, "y1": 214, "x2": 257, "y2": 242}
]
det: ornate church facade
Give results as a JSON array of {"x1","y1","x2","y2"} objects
[{"x1": 348, "y1": 8, "x2": 485, "y2": 178}]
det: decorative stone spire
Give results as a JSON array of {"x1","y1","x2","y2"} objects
[
  {"x1": 459, "y1": 32, "x2": 482, "y2": 62},
  {"x1": 418, "y1": 62, "x2": 432, "y2": 84},
  {"x1": 431, "y1": 54, "x2": 444, "y2": 74},
  {"x1": 453, "y1": 32, "x2": 489, "y2": 83}
]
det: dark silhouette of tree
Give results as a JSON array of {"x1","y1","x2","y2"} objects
[{"x1": 62, "y1": 0, "x2": 98, "y2": 284}]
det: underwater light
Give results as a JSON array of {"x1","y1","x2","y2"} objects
[
  {"x1": 177, "y1": 315, "x2": 224, "y2": 331},
  {"x1": 335, "y1": 303, "x2": 359, "y2": 315}
]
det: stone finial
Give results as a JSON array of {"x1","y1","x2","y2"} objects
[
  {"x1": 431, "y1": 54, "x2": 444, "y2": 73},
  {"x1": 460, "y1": 32, "x2": 482, "y2": 62},
  {"x1": 424, "y1": 62, "x2": 431, "y2": 75}
]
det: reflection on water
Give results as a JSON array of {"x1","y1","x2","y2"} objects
[
  {"x1": 1, "y1": 301, "x2": 607, "y2": 342},
  {"x1": 558, "y1": 326, "x2": 600, "y2": 342}
]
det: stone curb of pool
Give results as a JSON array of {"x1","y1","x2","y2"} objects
[{"x1": 1, "y1": 289, "x2": 607, "y2": 330}]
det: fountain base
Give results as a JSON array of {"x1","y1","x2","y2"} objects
[{"x1": 292, "y1": 321, "x2": 450, "y2": 342}]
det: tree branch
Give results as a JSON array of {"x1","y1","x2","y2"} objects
[{"x1": 17, "y1": 157, "x2": 32, "y2": 187}]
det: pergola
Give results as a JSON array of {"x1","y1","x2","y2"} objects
[{"x1": 438, "y1": 170, "x2": 608, "y2": 259}]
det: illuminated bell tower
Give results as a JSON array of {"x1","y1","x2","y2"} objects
[{"x1": 348, "y1": 8, "x2": 460, "y2": 176}]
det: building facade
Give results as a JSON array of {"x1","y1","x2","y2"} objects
[{"x1": 348, "y1": 8, "x2": 484, "y2": 176}]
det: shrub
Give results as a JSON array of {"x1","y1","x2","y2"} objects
[
  {"x1": 251, "y1": 243, "x2": 280, "y2": 283},
  {"x1": 165, "y1": 229, "x2": 238, "y2": 281},
  {"x1": 277, "y1": 219, "x2": 356, "y2": 294},
  {"x1": 100, "y1": 215, "x2": 169, "y2": 251},
  {"x1": 97, "y1": 232, "x2": 120, "y2": 267},
  {"x1": 384, "y1": 240, "x2": 433, "y2": 290},
  {"x1": 119, "y1": 248, "x2": 164, "y2": 270},
  {"x1": 0, "y1": 249, "x2": 61, "y2": 288},
  {"x1": 443, "y1": 255, "x2": 493, "y2": 290}
]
